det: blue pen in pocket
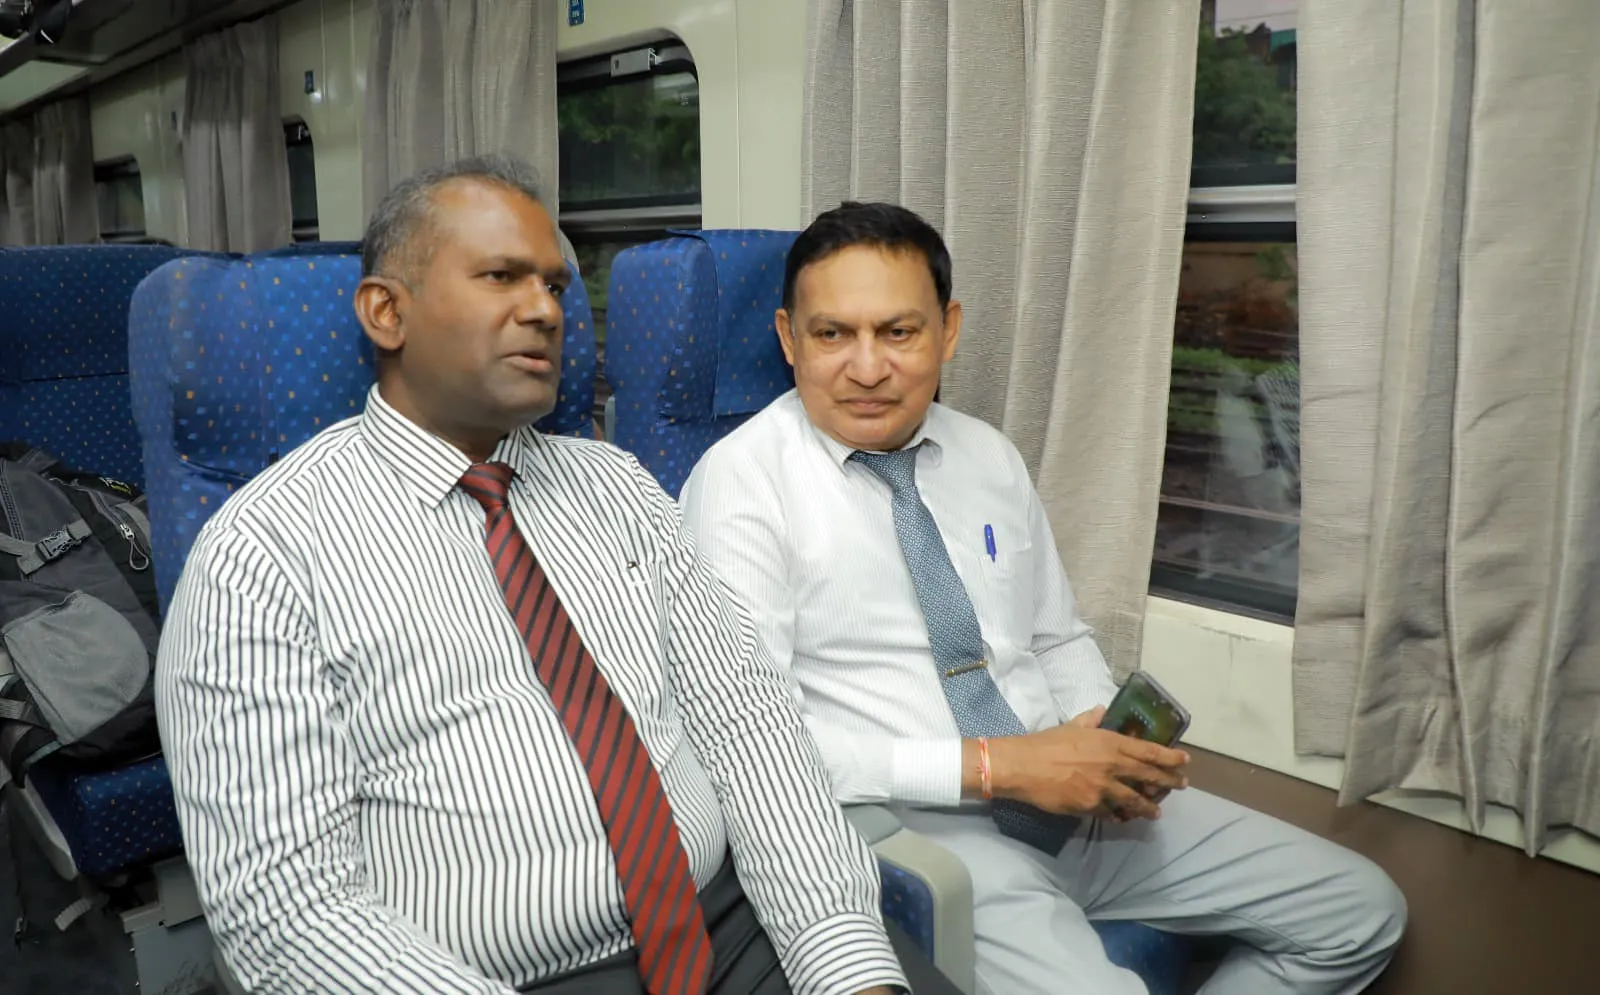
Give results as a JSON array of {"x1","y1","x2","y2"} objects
[{"x1": 984, "y1": 524, "x2": 996, "y2": 562}]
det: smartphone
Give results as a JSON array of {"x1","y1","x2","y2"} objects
[{"x1": 1099, "y1": 671, "x2": 1190, "y2": 747}]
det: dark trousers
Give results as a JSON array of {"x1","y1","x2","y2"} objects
[{"x1": 522, "y1": 858, "x2": 962, "y2": 994}]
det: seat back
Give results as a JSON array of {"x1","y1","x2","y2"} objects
[
  {"x1": 129, "y1": 250, "x2": 599, "y2": 611},
  {"x1": 605, "y1": 230, "x2": 796, "y2": 496},
  {"x1": 0, "y1": 245, "x2": 192, "y2": 487}
]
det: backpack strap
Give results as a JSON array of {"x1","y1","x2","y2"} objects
[
  {"x1": 0, "y1": 444, "x2": 59, "y2": 474},
  {"x1": 0, "y1": 675, "x2": 60, "y2": 790},
  {"x1": 17, "y1": 449, "x2": 58, "y2": 474},
  {"x1": 0, "y1": 519, "x2": 93, "y2": 575}
]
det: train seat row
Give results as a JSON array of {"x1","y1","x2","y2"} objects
[{"x1": 0, "y1": 235, "x2": 1194, "y2": 993}]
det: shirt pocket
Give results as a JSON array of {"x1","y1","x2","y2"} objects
[
  {"x1": 949, "y1": 532, "x2": 1036, "y2": 655},
  {"x1": 619, "y1": 552, "x2": 671, "y2": 644},
  {"x1": 605, "y1": 550, "x2": 685, "y2": 757}
]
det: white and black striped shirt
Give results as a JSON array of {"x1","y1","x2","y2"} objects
[{"x1": 155, "y1": 387, "x2": 906, "y2": 995}]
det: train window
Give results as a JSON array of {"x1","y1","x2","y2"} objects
[
  {"x1": 1152, "y1": 221, "x2": 1298, "y2": 620},
  {"x1": 558, "y1": 40, "x2": 700, "y2": 214},
  {"x1": 1153, "y1": 0, "x2": 1300, "y2": 621},
  {"x1": 1192, "y1": 0, "x2": 1297, "y2": 187},
  {"x1": 285, "y1": 120, "x2": 319, "y2": 242},
  {"x1": 559, "y1": 40, "x2": 702, "y2": 344},
  {"x1": 94, "y1": 158, "x2": 146, "y2": 242}
]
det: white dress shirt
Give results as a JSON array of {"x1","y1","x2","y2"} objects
[
  {"x1": 155, "y1": 387, "x2": 906, "y2": 995},
  {"x1": 679, "y1": 390, "x2": 1119, "y2": 811}
]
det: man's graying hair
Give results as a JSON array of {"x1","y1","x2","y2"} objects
[{"x1": 361, "y1": 154, "x2": 548, "y2": 283}]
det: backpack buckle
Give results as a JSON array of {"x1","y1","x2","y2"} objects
[{"x1": 34, "y1": 528, "x2": 82, "y2": 564}]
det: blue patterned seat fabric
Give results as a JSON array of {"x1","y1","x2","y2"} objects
[
  {"x1": 607, "y1": 230, "x2": 1197, "y2": 989},
  {"x1": 0, "y1": 245, "x2": 190, "y2": 487},
  {"x1": 17, "y1": 247, "x2": 601, "y2": 884},
  {"x1": 695, "y1": 229, "x2": 799, "y2": 417},
  {"x1": 606, "y1": 231, "x2": 796, "y2": 498},
  {"x1": 1095, "y1": 919, "x2": 1194, "y2": 995},
  {"x1": 27, "y1": 754, "x2": 184, "y2": 880}
]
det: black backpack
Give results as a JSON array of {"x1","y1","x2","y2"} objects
[{"x1": 0, "y1": 444, "x2": 162, "y2": 787}]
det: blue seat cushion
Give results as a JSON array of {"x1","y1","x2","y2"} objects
[
  {"x1": 878, "y1": 858, "x2": 936, "y2": 956},
  {"x1": 27, "y1": 754, "x2": 184, "y2": 880},
  {"x1": 1094, "y1": 919, "x2": 1196, "y2": 995}
]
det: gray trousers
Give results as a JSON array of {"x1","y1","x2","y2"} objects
[{"x1": 897, "y1": 787, "x2": 1407, "y2": 995}]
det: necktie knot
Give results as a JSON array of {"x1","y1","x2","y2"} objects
[
  {"x1": 849, "y1": 445, "x2": 921, "y2": 494},
  {"x1": 460, "y1": 461, "x2": 515, "y2": 513}
]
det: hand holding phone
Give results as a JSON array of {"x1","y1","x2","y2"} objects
[
  {"x1": 1099, "y1": 671, "x2": 1191, "y2": 747},
  {"x1": 1095, "y1": 672, "x2": 1192, "y2": 814},
  {"x1": 985, "y1": 716, "x2": 1189, "y2": 821}
]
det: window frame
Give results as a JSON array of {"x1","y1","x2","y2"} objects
[
  {"x1": 93, "y1": 156, "x2": 147, "y2": 243},
  {"x1": 284, "y1": 118, "x2": 320, "y2": 243},
  {"x1": 1149, "y1": 182, "x2": 1299, "y2": 624},
  {"x1": 556, "y1": 38, "x2": 702, "y2": 220}
]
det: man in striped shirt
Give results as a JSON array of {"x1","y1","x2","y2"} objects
[{"x1": 154, "y1": 158, "x2": 954, "y2": 995}]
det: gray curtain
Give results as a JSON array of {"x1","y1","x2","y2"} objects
[
  {"x1": 0, "y1": 99, "x2": 96, "y2": 246},
  {"x1": 0, "y1": 120, "x2": 35, "y2": 246},
  {"x1": 1295, "y1": 0, "x2": 1600, "y2": 852},
  {"x1": 362, "y1": 0, "x2": 562, "y2": 227},
  {"x1": 31, "y1": 99, "x2": 99, "y2": 245},
  {"x1": 181, "y1": 19, "x2": 293, "y2": 253},
  {"x1": 802, "y1": 0, "x2": 1199, "y2": 675}
]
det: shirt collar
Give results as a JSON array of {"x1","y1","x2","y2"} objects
[
  {"x1": 804, "y1": 397, "x2": 947, "y2": 469},
  {"x1": 358, "y1": 385, "x2": 539, "y2": 509}
]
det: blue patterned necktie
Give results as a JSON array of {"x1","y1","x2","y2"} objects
[{"x1": 851, "y1": 446, "x2": 1077, "y2": 855}]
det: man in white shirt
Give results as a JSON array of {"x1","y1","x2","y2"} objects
[
  {"x1": 155, "y1": 162, "x2": 958, "y2": 995},
  {"x1": 679, "y1": 202, "x2": 1407, "y2": 994}
]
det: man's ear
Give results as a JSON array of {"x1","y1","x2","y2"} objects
[
  {"x1": 775, "y1": 307, "x2": 798, "y2": 368},
  {"x1": 355, "y1": 276, "x2": 408, "y2": 354},
  {"x1": 940, "y1": 299, "x2": 964, "y2": 363}
]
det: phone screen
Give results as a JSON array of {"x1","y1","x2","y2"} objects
[{"x1": 1099, "y1": 673, "x2": 1188, "y2": 747}]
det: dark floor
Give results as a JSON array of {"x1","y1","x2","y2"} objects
[
  {"x1": 1184, "y1": 748, "x2": 1600, "y2": 995},
  {"x1": 1, "y1": 798, "x2": 137, "y2": 995}
]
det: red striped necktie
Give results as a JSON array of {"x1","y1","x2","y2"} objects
[{"x1": 460, "y1": 461, "x2": 713, "y2": 995}]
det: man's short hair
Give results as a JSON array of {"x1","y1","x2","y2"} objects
[
  {"x1": 361, "y1": 154, "x2": 547, "y2": 283},
  {"x1": 782, "y1": 201, "x2": 954, "y2": 312}
]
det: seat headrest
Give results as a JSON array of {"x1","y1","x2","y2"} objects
[
  {"x1": 672, "y1": 229, "x2": 798, "y2": 418},
  {"x1": 130, "y1": 253, "x2": 375, "y2": 480},
  {"x1": 130, "y1": 248, "x2": 600, "y2": 481},
  {"x1": 606, "y1": 237, "x2": 721, "y2": 423},
  {"x1": 0, "y1": 245, "x2": 191, "y2": 381}
]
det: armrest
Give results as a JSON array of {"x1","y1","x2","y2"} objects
[{"x1": 844, "y1": 805, "x2": 977, "y2": 995}]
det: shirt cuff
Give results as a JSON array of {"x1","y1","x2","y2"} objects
[
  {"x1": 781, "y1": 912, "x2": 910, "y2": 995},
  {"x1": 1053, "y1": 641, "x2": 1120, "y2": 721},
  {"x1": 891, "y1": 737, "x2": 963, "y2": 807}
]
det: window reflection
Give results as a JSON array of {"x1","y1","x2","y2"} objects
[{"x1": 1154, "y1": 238, "x2": 1300, "y2": 617}]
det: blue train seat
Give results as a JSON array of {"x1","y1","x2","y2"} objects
[
  {"x1": 606, "y1": 231, "x2": 1198, "y2": 994},
  {"x1": 605, "y1": 230, "x2": 798, "y2": 498},
  {"x1": 11, "y1": 248, "x2": 600, "y2": 888},
  {"x1": 129, "y1": 250, "x2": 600, "y2": 611},
  {"x1": 0, "y1": 245, "x2": 189, "y2": 488}
]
